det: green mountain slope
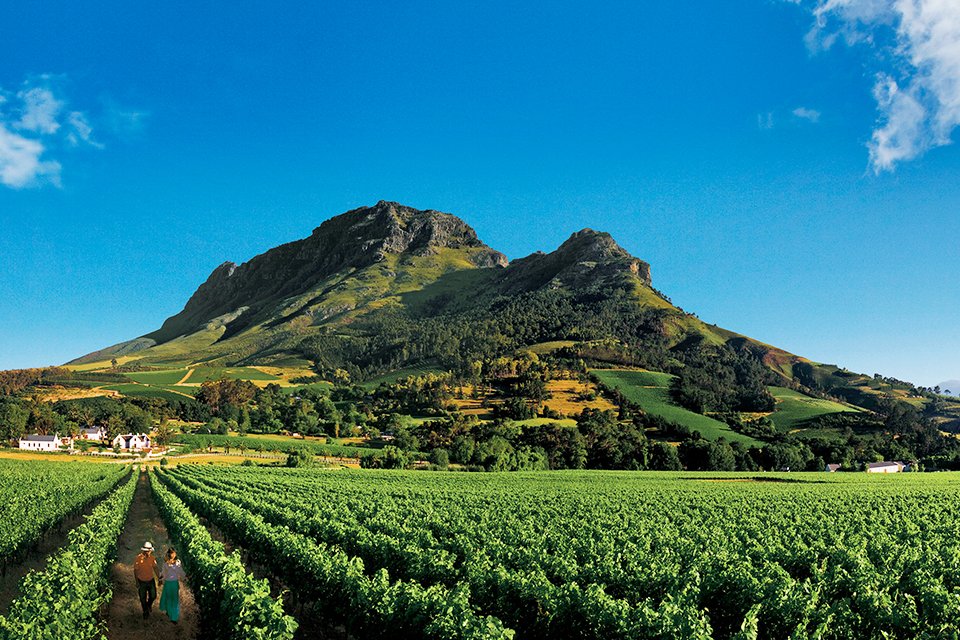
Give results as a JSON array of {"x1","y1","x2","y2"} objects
[
  {"x1": 69, "y1": 200, "x2": 955, "y2": 433},
  {"x1": 75, "y1": 202, "x2": 801, "y2": 373}
]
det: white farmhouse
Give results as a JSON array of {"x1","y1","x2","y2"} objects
[
  {"x1": 80, "y1": 427, "x2": 107, "y2": 442},
  {"x1": 865, "y1": 461, "x2": 904, "y2": 474},
  {"x1": 19, "y1": 434, "x2": 73, "y2": 451},
  {"x1": 112, "y1": 433, "x2": 152, "y2": 451}
]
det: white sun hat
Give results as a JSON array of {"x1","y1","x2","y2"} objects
[{"x1": 141, "y1": 541, "x2": 154, "y2": 552}]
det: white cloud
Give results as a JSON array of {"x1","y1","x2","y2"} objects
[
  {"x1": 792, "y1": 106, "x2": 822, "y2": 122},
  {"x1": 66, "y1": 111, "x2": 103, "y2": 148},
  {"x1": 16, "y1": 87, "x2": 63, "y2": 134},
  {"x1": 758, "y1": 111, "x2": 776, "y2": 130},
  {"x1": 0, "y1": 78, "x2": 120, "y2": 189},
  {"x1": 0, "y1": 123, "x2": 61, "y2": 188},
  {"x1": 801, "y1": 0, "x2": 960, "y2": 172},
  {"x1": 104, "y1": 101, "x2": 149, "y2": 138}
]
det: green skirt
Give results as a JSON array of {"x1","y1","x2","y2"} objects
[{"x1": 159, "y1": 579, "x2": 180, "y2": 622}]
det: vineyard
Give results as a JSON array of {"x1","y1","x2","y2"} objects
[
  {"x1": 152, "y1": 467, "x2": 960, "y2": 640},
  {"x1": 0, "y1": 460, "x2": 127, "y2": 569},
  {"x1": 0, "y1": 464, "x2": 136, "y2": 639},
  {"x1": 5, "y1": 461, "x2": 960, "y2": 639}
]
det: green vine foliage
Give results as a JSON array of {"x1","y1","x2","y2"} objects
[
  {"x1": 149, "y1": 473, "x2": 297, "y2": 640},
  {"x1": 0, "y1": 469, "x2": 137, "y2": 640}
]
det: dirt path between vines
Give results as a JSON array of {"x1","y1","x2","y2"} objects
[{"x1": 104, "y1": 474, "x2": 198, "y2": 640}]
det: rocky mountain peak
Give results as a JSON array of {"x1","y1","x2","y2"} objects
[{"x1": 147, "y1": 202, "x2": 507, "y2": 342}]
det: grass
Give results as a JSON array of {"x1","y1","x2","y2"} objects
[
  {"x1": 124, "y1": 369, "x2": 189, "y2": 385},
  {"x1": 522, "y1": 341, "x2": 577, "y2": 355},
  {"x1": 281, "y1": 381, "x2": 334, "y2": 395},
  {"x1": 768, "y1": 386, "x2": 861, "y2": 431},
  {"x1": 64, "y1": 355, "x2": 142, "y2": 372},
  {"x1": 360, "y1": 365, "x2": 446, "y2": 388},
  {"x1": 187, "y1": 366, "x2": 281, "y2": 383},
  {"x1": 0, "y1": 449, "x2": 111, "y2": 463},
  {"x1": 100, "y1": 383, "x2": 195, "y2": 403},
  {"x1": 513, "y1": 418, "x2": 578, "y2": 427},
  {"x1": 592, "y1": 369, "x2": 760, "y2": 445},
  {"x1": 542, "y1": 379, "x2": 616, "y2": 415},
  {"x1": 172, "y1": 433, "x2": 386, "y2": 458}
]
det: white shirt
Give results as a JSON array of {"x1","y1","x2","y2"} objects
[{"x1": 161, "y1": 559, "x2": 185, "y2": 582}]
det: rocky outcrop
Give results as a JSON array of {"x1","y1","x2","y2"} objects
[
  {"x1": 496, "y1": 229, "x2": 651, "y2": 293},
  {"x1": 147, "y1": 201, "x2": 507, "y2": 342}
]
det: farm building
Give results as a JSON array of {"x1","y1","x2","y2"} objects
[
  {"x1": 80, "y1": 427, "x2": 107, "y2": 441},
  {"x1": 112, "y1": 433, "x2": 151, "y2": 450},
  {"x1": 19, "y1": 434, "x2": 73, "y2": 451},
  {"x1": 824, "y1": 463, "x2": 842, "y2": 472},
  {"x1": 865, "y1": 461, "x2": 904, "y2": 473}
]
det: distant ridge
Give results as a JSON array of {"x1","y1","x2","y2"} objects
[{"x1": 937, "y1": 381, "x2": 960, "y2": 396}]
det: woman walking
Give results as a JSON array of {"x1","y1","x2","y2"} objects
[{"x1": 158, "y1": 547, "x2": 186, "y2": 623}]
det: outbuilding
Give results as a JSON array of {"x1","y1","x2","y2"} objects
[
  {"x1": 865, "y1": 461, "x2": 903, "y2": 473},
  {"x1": 81, "y1": 427, "x2": 106, "y2": 441},
  {"x1": 19, "y1": 434, "x2": 73, "y2": 451}
]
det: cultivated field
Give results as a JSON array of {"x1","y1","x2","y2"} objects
[
  {"x1": 592, "y1": 369, "x2": 759, "y2": 444},
  {"x1": 6, "y1": 456, "x2": 960, "y2": 639},
  {"x1": 767, "y1": 386, "x2": 860, "y2": 431},
  {"x1": 154, "y1": 467, "x2": 960, "y2": 639}
]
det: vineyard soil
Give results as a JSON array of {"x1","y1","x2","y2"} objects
[{"x1": 104, "y1": 475, "x2": 198, "y2": 640}]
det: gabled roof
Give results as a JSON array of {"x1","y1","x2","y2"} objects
[{"x1": 21, "y1": 435, "x2": 57, "y2": 442}]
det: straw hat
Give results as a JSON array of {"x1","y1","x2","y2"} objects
[{"x1": 141, "y1": 541, "x2": 154, "y2": 552}]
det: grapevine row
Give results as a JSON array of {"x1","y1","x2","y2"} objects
[
  {"x1": 0, "y1": 460, "x2": 127, "y2": 567},
  {"x1": 156, "y1": 470, "x2": 515, "y2": 640},
  {"x1": 169, "y1": 466, "x2": 960, "y2": 640},
  {"x1": 0, "y1": 469, "x2": 137, "y2": 640},
  {"x1": 148, "y1": 471, "x2": 297, "y2": 640},
  {"x1": 171, "y1": 467, "x2": 712, "y2": 639}
]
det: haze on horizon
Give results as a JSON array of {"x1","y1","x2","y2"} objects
[{"x1": 0, "y1": 1, "x2": 958, "y2": 388}]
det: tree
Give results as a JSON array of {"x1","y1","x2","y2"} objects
[
  {"x1": 27, "y1": 402, "x2": 60, "y2": 435},
  {"x1": 238, "y1": 408, "x2": 251, "y2": 436},
  {"x1": 429, "y1": 448, "x2": 450, "y2": 469},
  {"x1": 286, "y1": 449, "x2": 313, "y2": 467},
  {"x1": 649, "y1": 442, "x2": 682, "y2": 470},
  {"x1": 154, "y1": 420, "x2": 175, "y2": 446},
  {"x1": 361, "y1": 446, "x2": 410, "y2": 469},
  {"x1": 0, "y1": 399, "x2": 29, "y2": 442},
  {"x1": 105, "y1": 414, "x2": 125, "y2": 442}
]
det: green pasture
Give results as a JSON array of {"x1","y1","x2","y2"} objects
[
  {"x1": 768, "y1": 386, "x2": 860, "y2": 431},
  {"x1": 124, "y1": 369, "x2": 189, "y2": 385},
  {"x1": 591, "y1": 369, "x2": 760, "y2": 445}
]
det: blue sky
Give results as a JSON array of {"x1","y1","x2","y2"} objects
[{"x1": 0, "y1": 0, "x2": 957, "y2": 386}]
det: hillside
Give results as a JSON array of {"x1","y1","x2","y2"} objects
[
  {"x1": 71, "y1": 201, "x2": 801, "y2": 375},
  {"x1": 59, "y1": 201, "x2": 960, "y2": 451}
]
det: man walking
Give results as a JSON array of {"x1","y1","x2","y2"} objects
[{"x1": 134, "y1": 541, "x2": 161, "y2": 619}]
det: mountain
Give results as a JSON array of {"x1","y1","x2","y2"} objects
[
  {"x1": 66, "y1": 200, "x2": 960, "y2": 436},
  {"x1": 72, "y1": 200, "x2": 783, "y2": 371},
  {"x1": 937, "y1": 381, "x2": 960, "y2": 396}
]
